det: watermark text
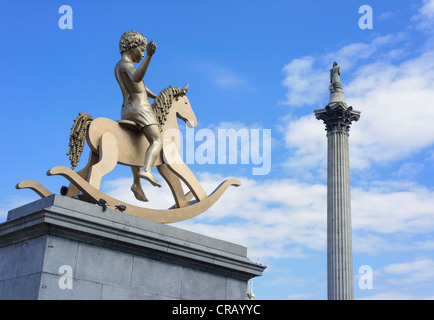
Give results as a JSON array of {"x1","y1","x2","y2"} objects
[
  {"x1": 359, "y1": 5, "x2": 373, "y2": 29},
  {"x1": 58, "y1": 5, "x2": 73, "y2": 30}
]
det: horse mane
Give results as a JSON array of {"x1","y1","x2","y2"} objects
[{"x1": 152, "y1": 86, "x2": 181, "y2": 131}]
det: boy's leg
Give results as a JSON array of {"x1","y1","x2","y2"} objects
[
  {"x1": 131, "y1": 166, "x2": 148, "y2": 201},
  {"x1": 139, "y1": 124, "x2": 163, "y2": 187}
]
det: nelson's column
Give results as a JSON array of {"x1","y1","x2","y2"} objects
[{"x1": 314, "y1": 62, "x2": 360, "y2": 300}]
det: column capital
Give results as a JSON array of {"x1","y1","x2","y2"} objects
[{"x1": 314, "y1": 103, "x2": 360, "y2": 133}]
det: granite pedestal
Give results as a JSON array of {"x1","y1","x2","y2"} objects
[{"x1": 0, "y1": 195, "x2": 265, "y2": 300}]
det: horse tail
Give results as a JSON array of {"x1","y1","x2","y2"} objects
[{"x1": 66, "y1": 112, "x2": 94, "y2": 169}]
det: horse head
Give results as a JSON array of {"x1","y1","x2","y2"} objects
[{"x1": 173, "y1": 83, "x2": 197, "y2": 128}]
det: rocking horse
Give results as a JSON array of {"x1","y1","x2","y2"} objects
[{"x1": 16, "y1": 85, "x2": 240, "y2": 223}]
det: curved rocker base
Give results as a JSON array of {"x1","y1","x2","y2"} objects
[
  {"x1": 16, "y1": 166, "x2": 241, "y2": 224},
  {"x1": 15, "y1": 180, "x2": 53, "y2": 198}
]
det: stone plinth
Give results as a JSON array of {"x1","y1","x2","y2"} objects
[{"x1": 0, "y1": 195, "x2": 265, "y2": 300}]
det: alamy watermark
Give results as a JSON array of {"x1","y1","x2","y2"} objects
[
  {"x1": 58, "y1": 5, "x2": 73, "y2": 30},
  {"x1": 162, "y1": 125, "x2": 272, "y2": 175},
  {"x1": 358, "y1": 265, "x2": 374, "y2": 290},
  {"x1": 359, "y1": 5, "x2": 373, "y2": 29},
  {"x1": 58, "y1": 265, "x2": 73, "y2": 290}
]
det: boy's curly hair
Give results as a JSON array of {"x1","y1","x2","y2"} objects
[{"x1": 119, "y1": 30, "x2": 147, "y2": 55}]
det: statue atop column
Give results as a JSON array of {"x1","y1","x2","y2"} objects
[
  {"x1": 314, "y1": 61, "x2": 360, "y2": 132},
  {"x1": 327, "y1": 61, "x2": 347, "y2": 105},
  {"x1": 329, "y1": 61, "x2": 342, "y2": 93}
]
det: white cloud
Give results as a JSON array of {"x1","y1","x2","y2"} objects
[
  {"x1": 322, "y1": 34, "x2": 407, "y2": 70},
  {"x1": 347, "y1": 50, "x2": 434, "y2": 169},
  {"x1": 412, "y1": 0, "x2": 434, "y2": 31},
  {"x1": 281, "y1": 56, "x2": 328, "y2": 107},
  {"x1": 393, "y1": 161, "x2": 424, "y2": 178},
  {"x1": 214, "y1": 71, "x2": 247, "y2": 89},
  {"x1": 383, "y1": 259, "x2": 434, "y2": 286},
  {"x1": 378, "y1": 11, "x2": 394, "y2": 21},
  {"x1": 352, "y1": 183, "x2": 434, "y2": 235}
]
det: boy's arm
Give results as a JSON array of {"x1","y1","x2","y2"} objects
[
  {"x1": 119, "y1": 63, "x2": 157, "y2": 100},
  {"x1": 132, "y1": 41, "x2": 157, "y2": 83},
  {"x1": 146, "y1": 86, "x2": 157, "y2": 99}
]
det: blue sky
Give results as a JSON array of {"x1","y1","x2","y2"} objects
[{"x1": 1, "y1": 0, "x2": 434, "y2": 300}]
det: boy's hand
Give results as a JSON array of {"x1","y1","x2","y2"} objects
[{"x1": 146, "y1": 40, "x2": 157, "y2": 56}]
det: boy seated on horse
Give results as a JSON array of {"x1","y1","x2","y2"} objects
[{"x1": 114, "y1": 30, "x2": 162, "y2": 200}]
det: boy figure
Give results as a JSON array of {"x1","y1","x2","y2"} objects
[{"x1": 115, "y1": 30, "x2": 162, "y2": 199}]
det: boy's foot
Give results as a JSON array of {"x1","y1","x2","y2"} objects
[
  {"x1": 131, "y1": 184, "x2": 148, "y2": 202},
  {"x1": 138, "y1": 169, "x2": 162, "y2": 188}
]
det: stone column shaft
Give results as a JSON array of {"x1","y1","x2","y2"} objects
[
  {"x1": 327, "y1": 130, "x2": 353, "y2": 300},
  {"x1": 315, "y1": 102, "x2": 360, "y2": 300}
]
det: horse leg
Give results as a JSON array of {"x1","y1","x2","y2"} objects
[
  {"x1": 88, "y1": 131, "x2": 118, "y2": 190},
  {"x1": 157, "y1": 164, "x2": 188, "y2": 208},
  {"x1": 162, "y1": 146, "x2": 207, "y2": 201},
  {"x1": 130, "y1": 166, "x2": 149, "y2": 202},
  {"x1": 66, "y1": 151, "x2": 99, "y2": 197}
]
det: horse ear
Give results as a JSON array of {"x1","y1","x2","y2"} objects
[
  {"x1": 181, "y1": 83, "x2": 189, "y2": 93},
  {"x1": 174, "y1": 83, "x2": 189, "y2": 98}
]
